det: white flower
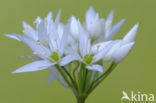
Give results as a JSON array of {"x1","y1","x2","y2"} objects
[
  {"x1": 5, "y1": 11, "x2": 77, "y2": 74},
  {"x1": 84, "y1": 6, "x2": 125, "y2": 43},
  {"x1": 104, "y1": 11, "x2": 125, "y2": 41},
  {"x1": 93, "y1": 24, "x2": 139, "y2": 63},
  {"x1": 112, "y1": 24, "x2": 139, "y2": 63},
  {"x1": 67, "y1": 23, "x2": 116, "y2": 72},
  {"x1": 85, "y1": 6, "x2": 105, "y2": 40},
  {"x1": 69, "y1": 16, "x2": 80, "y2": 41},
  {"x1": 5, "y1": 10, "x2": 62, "y2": 45},
  {"x1": 5, "y1": 6, "x2": 139, "y2": 87}
]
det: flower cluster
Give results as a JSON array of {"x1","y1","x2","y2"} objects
[{"x1": 6, "y1": 6, "x2": 138, "y2": 102}]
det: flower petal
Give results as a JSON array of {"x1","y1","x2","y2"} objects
[
  {"x1": 55, "y1": 10, "x2": 61, "y2": 24},
  {"x1": 91, "y1": 41, "x2": 112, "y2": 54},
  {"x1": 47, "y1": 72, "x2": 55, "y2": 84},
  {"x1": 105, "y1": 10, "x2": 114, "y2": 30},
  {"x1": 5, "y1": 34, "x2": 21, "y2": 41},
  {"x1": 59, "y1": 23, "x2": 69, "y2": 54},
  {"x1": 107, "y1": 19, "x2": 125, "y2": 40},
  {"x1": 12, "y1": 60, "x2": 55, "y2": 73},
  {"x1": 20, "y1": 55, "x2": 41, "y2": 60},
  {"x1": 22, "y1": 21, "x2": 38, "y2": 40},
  {"x1": 121, "y1": 23, "x2": 139, "y2": 45},
  {"x1": 60, "y1": 55, "x2": 81, "y2": 66},
  {"x1": 79, "y1": 24, "x2": 91, "y2": 57},
  {"x1": 85, "y1": 6, "x2": 99, "y2": 32},
  {"x1": 47, "y1": 12, "x2": 53, "y2": 22},
  {"x1": 18, "y1": 35, "x2": 51, "y2": 59},
  {"x1": 113, "y1": 42, "x2": 135, "y2": 63},
  {"x1": 34, "y1": 16, "x2": 42, "y2": 28},
  {"x1": 50, "y1": 67, "x2": 69, "y2": 88},
  {"x1": 70, "y1": 16, "x2": 79, "y2": 40},
  {"x1": 90, "y1": 18, "x2": 105, "y2": 38},
  {"x1": 86, "y1": 64, "x2": 103, "y2": 72},
  {"x1": 93, "y1": 41, "x2": 116, "y2": 62},
  {"x1": 38, "y1": 20, "x2": 48, "y2": 43},
  {"x1": 103, "y1": 40, "x2": 121, "y2": 61},
  {"x1": 47, "y1": 67, "x2": 55, "y2": 84}
]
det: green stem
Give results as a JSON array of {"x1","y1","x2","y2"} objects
[
  {"x1": 62, "y1": 66, "x2": 78, "y2": 91},
  {"x1": 73, "y1": 66, "x2": 78, "y2": 83},
  {"x1": 73, "y1": 62, "x2": 80, "y2": 91},
  {"x1": 87, "y1": 62, "x2": 117, "y2": 94},
  {"x1": 76, "y1": 96, "x2": 86, "y2": 103},
  {"x1": 78, "y1": 63, "x2": 84, "y2": 94},
  {"x1": 55, "y1": 64, "x2": 72, "y2": 88},
  {"x1": 82, "y1": 69, "x2": 88, "y2": 92}
]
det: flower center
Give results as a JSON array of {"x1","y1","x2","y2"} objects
[
  {"x1": 50, "y1": 52, "x2": 59, "y2": 62},
  {"x1": 84, "y1": 54, "x2": 93, "y2": 64}
]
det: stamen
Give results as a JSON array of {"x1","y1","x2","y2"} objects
[
  {"x1": 43, "y1": 52, "x2": 47, "y2": 56},
  {"x1": 44, "y1": 18, "x2": 48, "y2": 26},
  {"x1": 37, "y1": 40, "x2": 41, "y2": 44},
  {"x1": 33, "y1": 52, "x2": 38, "y2": 55},
  {"x1": 97, "y1": 44, "x2": 101, "y2": 48},
  {"x1": 54, "y1": 37, "x2": 57, "y2": 41},
  {"x1": 33, "y1": 17, "x2": 41, "y2": 26}
]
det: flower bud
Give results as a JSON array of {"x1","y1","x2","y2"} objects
[{"x1": 113, "y1": 42, "x2": 135, "y2": 63}]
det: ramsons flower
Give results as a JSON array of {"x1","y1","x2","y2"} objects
[
  {"x1": 5, "y1": 6, "x2": 139, "y2": 103},
  {"x1": 85, "y1": 6, "x2": 125, "y2": 43},
  {"x1": 5, "y1": 11, "x2": 77, "y2": 84},
  {"x1": 67, "y1": 21, "x2": 115, "y2": 72}
]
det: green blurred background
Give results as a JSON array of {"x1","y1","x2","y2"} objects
[{"x1": 0, "y1": 0, "x2": 156, "y2": 103}]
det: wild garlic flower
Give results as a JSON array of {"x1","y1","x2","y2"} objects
[
  {"x1": 5, "y1": 6, "x2": 139, "y2": 103},
  {"x1": 6, "y1": 11, "x2": 74, "y2": 73}
]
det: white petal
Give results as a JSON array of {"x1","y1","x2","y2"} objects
[
  {"x1": 55, "y1": 10, "x2": 61, "y2": 24},
  {"x1": 47, "y1": 68, "x2": 55, "y2": 84},
  {"x1": 121, "y1": 23, "x2": 139, "y2": 45},
  {"x1": 5, "y1": 34, "x2": 21, "y2": 41},
  {"x1": 93, "y1": 41, "x2": 116, "y2": 62},
  {"x1": 47, "y1": 12, "x2": 52, "y2": 21},
  {"x1": 57, "y1": 23, "x2": 64, "y2": 39},
  {"x1": 107, "y1": 19, "x2": 125, "y2": 40},
  {"x1": 86, "y1": 64, "x2": 103, "y2": 72},
  {"x1": 59, "y1": 23, "x2": 69, "y2": 54},
  {"x1": 34, "y1": 16, "x2": 42, "y2": 28},
  {"x1": 60, "y1": 55, "x2": 81, "y2": 66},
  {"x1": 49, "y1": 22, "x2": 61, "y2": 53},
  {"x1": 12, "y1": 60, "x2": 55, "y2": 73},
  {"x1": 103, "y1": 40, "x2": 121, "y2": 61},
  {"x1": 70, "y1": 16, "x2": 79, "y2": 40},
  {"x1": 91, "y1": 41, "x2": 112, "y2": 54},
  {"x1": 90, "y1": 18, "x2": 105, "y2": 38},
  {"x1": 47, "y1": 72, "x2": 54, "y2": 84},
  {"x1": 38, "y1": 20, "x2": 47, "y2": 43},
  {"x1": 19, "y1": 35, "x2": 51, "y2": 59},
  {"x1": 22, "y1": 21, "x2": 38, "y2": 40},
  {"x1": 79, "y1": 23, "x2": 90, "y2": 57},
  {"x1": 105, "y1": 10, "x2": 114, "y2": 30},
  {"x1": 85, "y1": 6, "x2": 99, "y2": 32},
  {"x1": 49, "y1": 34, "x2": 60, "y2": 54},
  {"x1": 46, "y1": 12, "x2": 54, "y2": 35},
  {"x1": 113, "y1": 42, "x2": 135, "y2": 63},
  {"x1": 50, "y1": 67, "x2": 69, "y2": 88},
  {"x1": 20, "y1": 55, "x2": 41, "y2": 60}
]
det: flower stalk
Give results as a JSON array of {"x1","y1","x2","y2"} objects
[
  {"x1": 87, "y1": 62, "x2": 117, "y2": 95},
  {"x1": 76, "y1": 95, "x2": 87, "y2": 103}
]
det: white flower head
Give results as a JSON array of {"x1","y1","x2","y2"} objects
[{"x1": 5, "y1": 6, "x2": 139, "y2": 87}]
